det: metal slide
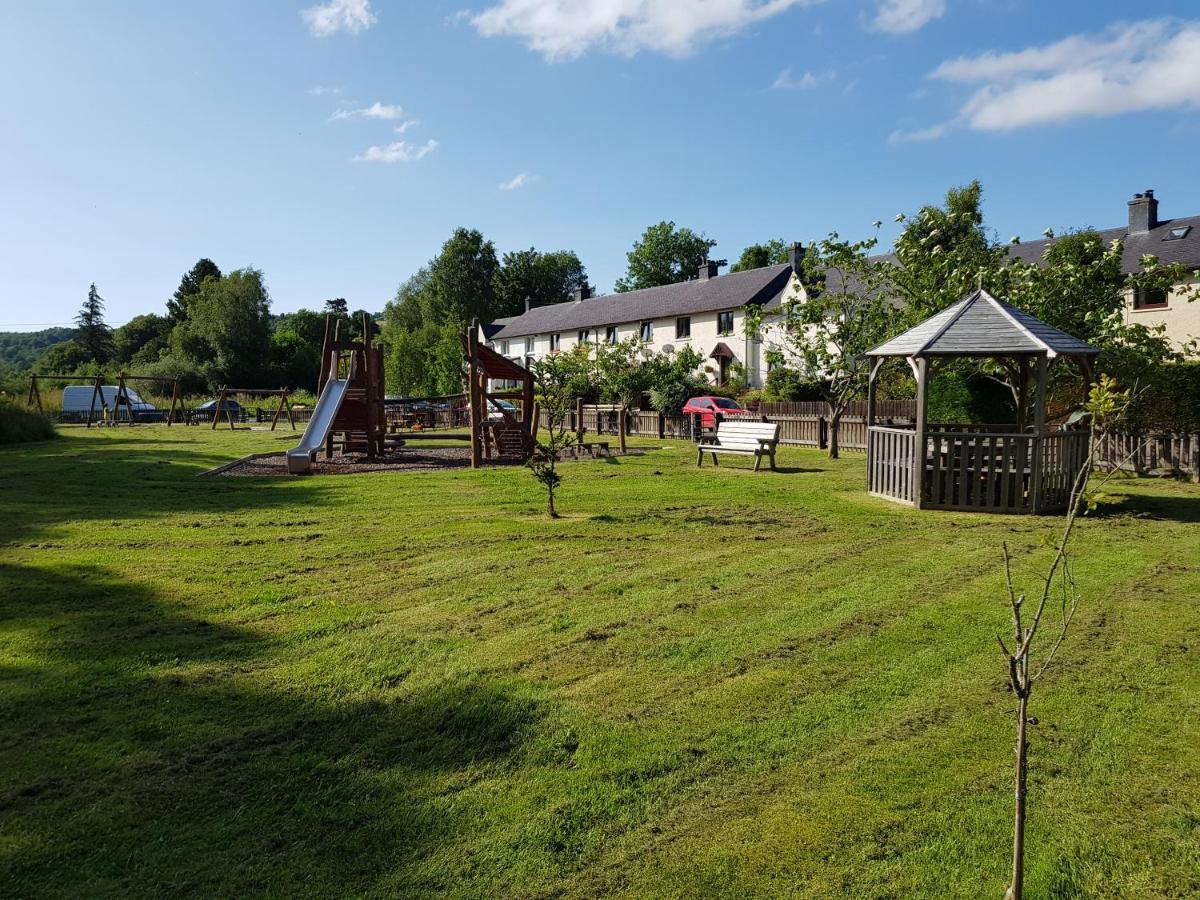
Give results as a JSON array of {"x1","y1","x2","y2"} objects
[{"x1": 286, "y1": 377, "x2": 350, "y2": 474}]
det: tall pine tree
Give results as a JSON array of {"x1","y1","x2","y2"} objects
[{"x1": 74, "y1": 283, "x2": 113, "y2": 363}]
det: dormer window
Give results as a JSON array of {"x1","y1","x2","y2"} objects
[{"x1": 1164, "y1": 225, "x2": 1191, "y2": 241}]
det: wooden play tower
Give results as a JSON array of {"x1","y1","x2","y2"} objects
[
  {"x1": 318, "y1": 313, "x2": 385, "y2": 459},
  {"x1": 462, "y1": 319, "x2": 536, "y2": 467}
]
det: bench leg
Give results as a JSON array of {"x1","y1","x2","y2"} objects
[
  {"x1": 712, "y1": 452, "x2": 718, "y2": 466},
  {"x1": 697, "y1": 447, "x2": 703, "y2": 467},
  {"x1": 754, "y1": 453, "x2": 762, "y2": 472},
  {"x1": 770, "y1": 450, "x2": 777, "y2": 471}
]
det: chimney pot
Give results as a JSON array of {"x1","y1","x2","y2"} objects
[
  {"x1": 787, "y1": 241, "x2": 805, "y2": 274},
  {"x1": 524, "y1": 297, "x2": 531, "y2": 314},
  {"x1": 1128, "y1": 188, "x2": 1159, "y2": 233}
]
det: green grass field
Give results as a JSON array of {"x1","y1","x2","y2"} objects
[{"x1": 2, "y1": 427, "x2": 1198, "y2": 898}]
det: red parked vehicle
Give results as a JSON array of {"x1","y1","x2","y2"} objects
[{"x1": 681, "y1": 396, "x2": 752, "y2": 429}]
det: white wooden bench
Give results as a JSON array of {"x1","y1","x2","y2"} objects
[{"x1": 697, "y1": 420, "x2": 780, "y2": 471}]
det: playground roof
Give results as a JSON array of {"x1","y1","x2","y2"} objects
[{"x1": 472, "y1": 340, "x2": 532, "y2": 381}]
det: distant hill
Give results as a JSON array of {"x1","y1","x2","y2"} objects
[{"x1": 0, "y1": 328, "x2": 75, "y2": 369}]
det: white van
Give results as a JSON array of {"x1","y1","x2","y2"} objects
[{"x1": 61, "y1": 385, "x2": 159, "y2": 421}]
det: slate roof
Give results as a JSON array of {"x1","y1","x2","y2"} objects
[
  {"x1": 867, "y1": 288, "x2": 1099, "y2": 358},
  {"x1": 1005, "y1": 216, "x2": 1200, "y2": 272},
  {"x1": 815, "y1": 217, "x2": 1200, "y2": 299},
  {"x1": 483, "y1": 264, "x2": 793, "y2": 340}
]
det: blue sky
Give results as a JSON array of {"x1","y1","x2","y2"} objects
[{"x1": 2, "y1": 0, "x2": 1199, "y2": 330}]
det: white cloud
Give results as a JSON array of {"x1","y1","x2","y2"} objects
[
  {"x1": 302, "y1": 0, "x2": 377, "y2": 37},
  {"x1": 911, "y1": 19, "x2": 1200, "y2": 136},
  {"x1": 888, "y1": 121, "x2": 951, "y2": 143},
  {"x1": 498, "y1": 172, "x2": 537, "y2": 190},
  {"x1": 468, "y1": 0, "x2": 819, "y2": 62},
  {"x1": 353, "y1": 139, "x2": 440, "y2": 163},
  {"x1": 306, "y1": 85, "x2": 343, "y2": 96},
  {"x1": 331, "y1": 101, "x2": 406, "y2": 121},
  {"x1": 871, "y1": 0, "x2": 945, "y2": 35},
  {"x1": 393, "y1": 119, "x2": 421, "y2": 135},
  {"x1": 771, "y1": 67, "x2": 834, "y2": 89}
]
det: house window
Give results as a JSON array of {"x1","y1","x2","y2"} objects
[
  {"x1": 525, "y1": 336, "x2": 534, "y2": 353},
  {"x1": 605, "y1": 326, "x2": 618, "y2": 344},
  {"x1": 499, "y1": 340, "x2": 509, "y2": 355},
  {"x1": 640, "y1": 320, "x2": 653, "y2": 341},
  {"x1": 550, "y1": 333, "x2": 560, "y2": 352},
  {"x1": 718, "y1": 311, "x2": 734, "y2": 335},
  {"x1": 1133, "y1": 288, "x2": 1169, "y2": 310},
  {"x1": 578, "y1": 328, "x2": 591, "y2": 344},
  {"x1": 1164, "y1": 226, "x2": 1191, "y2": 241},
  {"x1": 675, "y1": 316, "x2": 691, "y2": 339}
]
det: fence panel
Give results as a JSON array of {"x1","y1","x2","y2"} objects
[{"x1": 1093, "y1": 431, "x2": 1200, "y2": 479}]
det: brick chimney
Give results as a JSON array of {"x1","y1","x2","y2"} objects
[
  {"x1": 698, "y1": 259, "x2": 725, "y2": 281},
  {"x1": 787, "y1": 241, "x2": 805, "y2": 274},
  {"x1": 572, "y1": 283, "x2": 591, "y2": 303},
  {"x1": 1128, "y1": 189, "x2": 1159, "y2": 234}
]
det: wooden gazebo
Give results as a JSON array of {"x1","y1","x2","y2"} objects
[{"x1": 865, "y1": 288, "x2": 1098, "y2": 514}]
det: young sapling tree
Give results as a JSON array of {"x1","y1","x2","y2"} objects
[{"x1": 997, "y1": 375, "x2": 1133, "y2": 900}]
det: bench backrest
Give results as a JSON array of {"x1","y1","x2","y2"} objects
[{"x1": 714, "y1": 419, "x2": 779, "y2": 449}]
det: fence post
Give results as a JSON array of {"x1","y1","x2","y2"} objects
[
  {"x1": 819, "y1": 415, "x2": 828, "y2": 450},
  {"x1": 657, "y1": 410, "x2": 664, "y2": 439}
]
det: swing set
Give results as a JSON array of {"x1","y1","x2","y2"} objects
[
  {"x1": 27, "y1": 372, "x2": 182, "y2": 427},
  {"x1": 207, "y1": 387, "x2": 298, "y2": 431}
]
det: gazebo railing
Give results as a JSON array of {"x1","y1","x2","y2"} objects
[
  {"x1": 868, "y1": 425, "x2": 1090, "y2": 513},
  {"x1": 867, "y1": 426, "x2": 919, "y2": 504}
]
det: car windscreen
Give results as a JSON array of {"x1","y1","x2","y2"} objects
[{"x1": 712, "y1": 398, "x2": 743, "y2": 410}]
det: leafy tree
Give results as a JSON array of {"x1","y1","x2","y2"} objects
[
  {"x1": 383, "y1": 267, "x2": 434, "y2": 331},
  {"x1": 113, "y1": 314, "x2": 172, "y2": 365},
  {"x1": 33, "y1": 341, "x2": 93, "y2": 374},
  {"x1": 643, "y1": 346, "x2": 708, "y2": 414},
  {"x1": 615, "y1": 221, "x2": 716, "y2": 292},
  {"x1": 747, "y1": 230, "x2": 895, "y2": 458},
  {"x1": 885, "y1": 180, "x2": 999, "y2": 323},
  {"x1": 494, "y1": 248, "x2": 588, "y2": 316},
  {"x1": 730, "y1": 239, "x2": 789, "y2": 273},
  {"x1": 428, "y1": 228, "x2": 499, "y2": 324},
  {"x1": 167, "y1": 258, "x2": 222, "y2": 322},
  {"x1": 324, "y1": 297, "x2": 349, "y2": 316},
  {"x1": 527, "y1": 351, "x2": 590, "y2": 517},
  {"x1": 74, "y1": 284, "x2": 113, "y2": 363},
  {"x1": 185, "y1": 268, "x2": 273, "y2": 387},
  {"x1": 271, "y1": 310, "x2": 327, "y2": 391}
]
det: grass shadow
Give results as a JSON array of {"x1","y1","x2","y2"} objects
[
  {"x1": 0, "y1": 562, "x2": 541, "y2": 897},
  {"x1": 1090, "y1": 490, "x2": 1200, "y2": 523}
]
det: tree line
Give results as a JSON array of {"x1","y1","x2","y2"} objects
[{"x1": 1, "y1": 219, "x2": 738, "y2": 399}]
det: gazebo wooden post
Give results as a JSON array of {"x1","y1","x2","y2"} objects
[
  {"x1": 27, "y1": 375, "x2": 40, "y2": 412},
  {"x1": 912, "y1": 356, "x2": 929, "y2": 509},
  {"x1": 1030, "y1": 353, "x2": 1049, "y2": 513},
  {"x1": 467, "y1": 320, "x2": 482, "y2": 469},
  {"x1": 866, "y1": 358, "x2": 883, "y2": 427}
]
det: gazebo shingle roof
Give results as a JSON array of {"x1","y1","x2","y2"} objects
[{"x1": 866, "y1": 288, "x2": 1099, "y2": 358}]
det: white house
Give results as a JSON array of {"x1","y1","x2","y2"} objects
[{"x1": 480, "y1": 246, "x2": 805, "y2": 389}]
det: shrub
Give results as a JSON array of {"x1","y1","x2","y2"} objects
[{"x1": 0, "y1": 400, "x2": 57, "y2": 445}]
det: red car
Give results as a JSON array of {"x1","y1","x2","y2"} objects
[{"x1": 681, "y1": 396, "x2": 752, "y2": 429}]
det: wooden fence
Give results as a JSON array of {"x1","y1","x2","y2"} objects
[{"x1": 1093, "y1": 432, "x2": 1200, "y2": 480}]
